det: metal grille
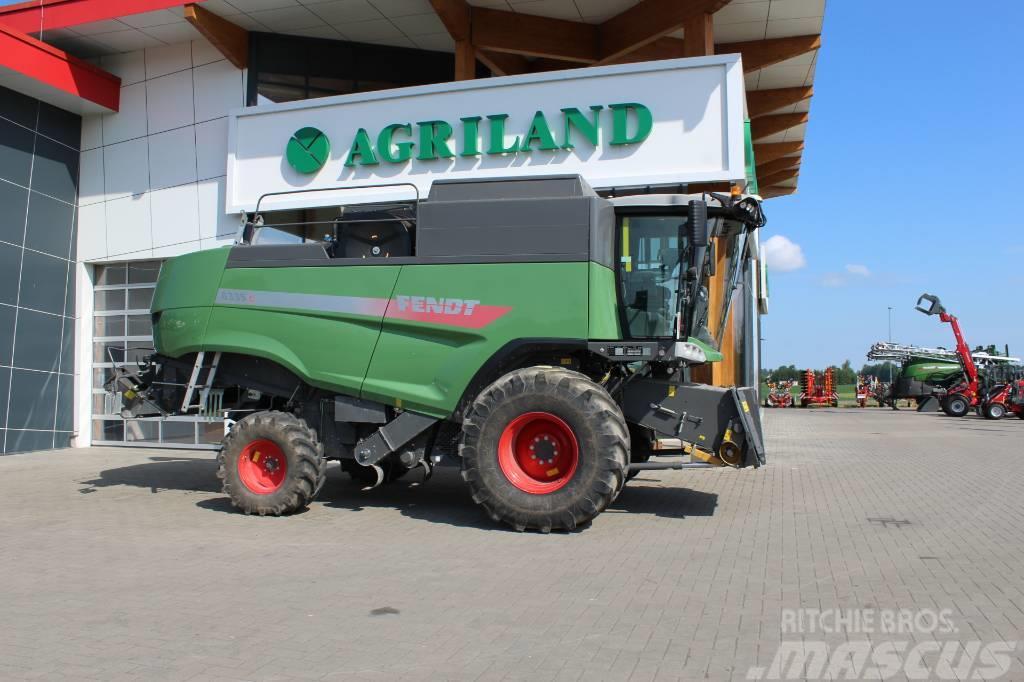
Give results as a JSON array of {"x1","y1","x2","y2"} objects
[{"x1": 91, "y1": 261, "x2": 222, "y2": 449}]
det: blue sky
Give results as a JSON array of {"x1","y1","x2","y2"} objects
[{"x1": 760, "y1": 0, "x2": 1024, "y2": 370}]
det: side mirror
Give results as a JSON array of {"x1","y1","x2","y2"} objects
[{"x1": 687, "y1": 200, "x2": 708, "y2": 247}]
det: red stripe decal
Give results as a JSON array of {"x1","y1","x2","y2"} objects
[{"x1": 384, "y1": 296, "x2": 511, "y2": 329}]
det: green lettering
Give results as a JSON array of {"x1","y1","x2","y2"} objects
[
  {"x1": 344, "y1": 128, "x2": 379, "y2": 166},
  {"x1": 460, "y1": 116, "x2": 482, "y2": 157},
  {"x1": 376, "y1": 123, "x2": 414, "y2": 163},
  {"x1": 486, "y1": 114, "x2": 521, "y2": 154},
  {"x1": 561, "y1": 105, "x2": 603, "y2": 149},
  {"x1": 416, "y1": 120, "x2": 455, "y2": 160},
  {"x1": 609, "y1": 103, "x2": 653, "y2": 145},
  {"x1": 520, "y1": 111, "x2": 559, "y2": 152}
]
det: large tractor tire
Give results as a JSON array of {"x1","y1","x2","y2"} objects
[
  {"x1": 460, "y1": 367, "x2": 629, "y2": 532},
  {"x1": 942, "y1": 394, "x2": 971, "y2": 418},
  {"x1": 983, "y1": 402, "x2": 1006, "y2": 420},
  {"x1": 218, "y1": 411, "x2": 326, "y2": 515}
]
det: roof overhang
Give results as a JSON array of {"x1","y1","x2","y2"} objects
[
  {"x1": 0, "y1": 23, "x2": 119, "y2": 113},
  {"x1": 0, "y1": 0, "x2": 192, "y2": 34}
]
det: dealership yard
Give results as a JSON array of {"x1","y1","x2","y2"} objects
[{"x1": 1, "y1": 409, "x2": 1023, "y2": 681}]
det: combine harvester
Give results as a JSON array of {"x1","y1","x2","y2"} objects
[
  {"x1": 798, "y1": 368, "x2": 838, "y2": 408},
  {"x1": 105, "y1": 57, "x2": 769, "y2": 531}
]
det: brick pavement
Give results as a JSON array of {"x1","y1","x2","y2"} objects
[{"x1": 0, "y1": 408, "x2": 1022, "y2": 681}]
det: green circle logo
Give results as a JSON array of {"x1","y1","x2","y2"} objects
[{"x1": 286, "y1": 126, "x2": 330, "y2": 174}]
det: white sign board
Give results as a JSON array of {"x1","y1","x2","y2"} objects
[{"x1": 226, "y1": 55, "x2": 746, "y2": 212}]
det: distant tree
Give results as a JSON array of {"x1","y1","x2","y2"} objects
[
  {"x1": 860, "y1": 362, "x2": 899, "y2": 381},
  {"x1": 835, "y1": 360, "x2": 857, "y2": 385}
]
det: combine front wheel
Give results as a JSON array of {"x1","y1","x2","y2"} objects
[
  {"x1": 460, "y1": 367, "x2": 628, "y2": 532},
  {"x1": 219, "y1": 411, "x2": 326, "y2": 515}
]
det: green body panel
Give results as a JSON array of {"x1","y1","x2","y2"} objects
[
  {"x1": 903, "y1": 358, "x2": 961, "y2": 383},
  {"x1": 211, "y1": 265, "x2": 402, "y2": 397},
  {"x1": 151, "y1": 249, "x2": 230, "y2": 357},
  {"x1": 587, "y1": 262, "x2": 621, "y2": 339},
  {"x1": 362, "y1": 262, "x2": 590, "y2": 416},
  {"x1": 152, "y1": 252, "x2": 600, "y2": 417}
]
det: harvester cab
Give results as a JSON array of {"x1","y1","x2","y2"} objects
[{"x1": 110, "y1": 175, "x2": 767, "y2": 531}]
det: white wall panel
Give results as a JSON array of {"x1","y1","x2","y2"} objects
[
  {"x1": 191, "y1": 38, "x2": 223, "y2": 68},
  {"x1": 77, "y1": 148, "x2": 105, "y2": 206},
  {"x1": 194, "y1": 60, "x2": 244, "y2": 123},
  {"x1": 195, "y1": 117, "x2": 228, "y2": 180},
  {"x1": 150, "y1": 183, "x2": 200, "y2": 249},
  {"x1": 100, "y1": 51, "x2": 146, "y2": 86},
  {"x1": 104, "y1": 194, "x2": 153, "y2": 260},
  {"x1": 80, "y1": 115, "x2": 103, "y2": 151},
  {"x1": 102, "y1": 138, "x2": 149, "y2": 200},
  {"x1": 198, "y1": 176, "x2": 238, "y2": 244},
  {"x1": 148, "y1": 127, "x2": 198, "y2": 190},
  {"x1": 76, "y1": 202, "x2": 107, "y2": 261},
  {"x1": 146, "y1": 70, "x2": 195, "y2": 134},
  {"x1": 145, "y1": 43, "x2": 192, "y2": 80},
  {"x1": 101, "y1": 81, "x2": 147, "y2": 145}
]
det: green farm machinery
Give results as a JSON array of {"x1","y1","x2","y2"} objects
[{"x1": 110, "y1": 176, "x2": 767, "y2": 531}]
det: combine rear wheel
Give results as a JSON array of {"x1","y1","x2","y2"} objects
[
  {"x1": 942, "y1": 394, "x2": 971, "y2": 418},
  {"x1": 219, "y1": 411, "x2": 326, "y2": 515},
  {"x1": 460, "y1": 367, "x2": 628, "y2": 532}
]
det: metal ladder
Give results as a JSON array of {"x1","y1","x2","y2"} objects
[{"x1": 180, "y1": 351, "x2": 223, "y2": 418}]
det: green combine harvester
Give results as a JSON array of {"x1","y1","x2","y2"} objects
[{"x1": 112, "y1": 175, "x2": 766, "y2": 531}]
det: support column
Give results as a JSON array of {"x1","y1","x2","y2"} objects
[{"x1": 454, "y1": 39, "x2": 476, "y2": 80}]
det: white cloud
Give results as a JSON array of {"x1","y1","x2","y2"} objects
[
  {"x1": 845, "y1": 264, "x2": 871, "y2": 277},
  {"x1": 762, "y1": 235, "x2": 806, "y2": 272}
]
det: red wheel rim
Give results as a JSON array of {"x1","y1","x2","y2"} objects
[
  {"x1": 237, "y1": 439, "x2": 287, "y2": 494},
  {"x1": 497, "y1": 412, "x2": 579, "y2": 494}
]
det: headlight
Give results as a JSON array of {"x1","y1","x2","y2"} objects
[{"x1": 674, "y1": 341, "x2": 707, "y2": 363}]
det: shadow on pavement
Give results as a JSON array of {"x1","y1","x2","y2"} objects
[
  {"x1": 78, "y1": 455, "x2": 221, "y2": 495},
  {"x1": 78, "y1": 455, "x2": 717, "y2": 529}
]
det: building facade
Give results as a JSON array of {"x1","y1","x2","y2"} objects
[{"x1": 0, "y1": 0, "x2": 823, "y2": 454}]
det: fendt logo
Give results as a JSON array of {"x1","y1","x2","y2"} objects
[{"x1": 286, "y1": 126, "x2": 331, "y2": 174}]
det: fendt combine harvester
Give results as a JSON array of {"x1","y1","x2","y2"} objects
[{"x1": 111, "y1": 176, "x2": 766, "y2": 531}]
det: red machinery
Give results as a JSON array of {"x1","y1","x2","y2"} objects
[
  {"x1": 977, "y1": 377, "x2": 1024, "y2": 420},
  {"x1": 764, "y1": 380, "x2": 796, "y2": 408},
  {"x1": 855, "y1": 375, "x2": 873, "y2": 407},
  {"x1": 915, "y1": 294, "x2": 979, "y2": 418},
  {"x1": 799, "y1": 368, "x2": 839, "y2": 408}
]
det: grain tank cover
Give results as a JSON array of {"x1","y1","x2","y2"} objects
[{"x1": 416, "y1": 175, "x2": 614, "y2": 266}]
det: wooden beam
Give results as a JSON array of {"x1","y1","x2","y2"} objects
[
  {"x1": 755, "y1": 156, "x2": 800, "y2": 179},
  {"x1": 530, "y1": 57, "x2": 585, "y2": 72},
  {"x1": 750, "y1": 112, "x2": 808, "y2": 140},
  {"x1": 475, "y1": 49, "x2": 528, "y2": 76},
  {"x1": 753, "y1": 141, "x2": 804, "y2": 164},
  {"x1": 429, "y1": 0, "x2": 470, "y2": 41},
  {"x1": 717, "y1": 35, "x2": 821, "y2": 71},
  {"x1": 597, "y1": 0, "x2": 727, "y2": 63},
  {"x1": 184, "y1": 3, "x2": 247, "y2": 69},
  {"x1": 682, "y1": 12, "x2": 714, "y2": 57},
  {"x1": 600, "y1": 36, "x2": 684, "y2": 64},
  {"x1": 761, "y1": 186, "x2": 797, "y2": 199},
  {"x1": 454, "y1": 39, "x2": 475, "y2": 80},
  {"x1": 472, "y1": 6, "x2": 597, "y2": 62},
  {"x1": 747, "y1": 86, "x2": 813, "y2": 118},
  {"x1": 758, "y1": 168, "x2": 799, "y2": 187}
]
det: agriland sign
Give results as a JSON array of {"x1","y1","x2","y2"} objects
[
  {"x1": 289, "y1": 103, "x2": 652, "y2": 172},
  {"x1": 227, "y1": 55, "x2": 746, "y2": 212}
]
